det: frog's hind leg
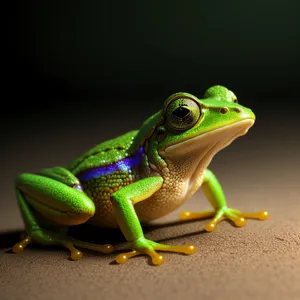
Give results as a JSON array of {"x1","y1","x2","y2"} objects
[{"x1": 12, "y1": 173, "x2": 113, "y2": 260}]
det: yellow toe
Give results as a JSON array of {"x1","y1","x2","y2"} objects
[
  {"x1": 101, "y1": 244, "x2": 114, "y2": 254},
  {"x1": 12, "y1": 243, "x2": 25, "y2": 253},
  {"x1": 12, "y1": 237, "x2": 31, "y2": 254},
  {"x1": 184, "y1": 244, "x2": 196, "y2": 255},
  {"x1": 116, "y1": 254, "x2": 128, "y2": 264},
  {"x1": 116, "y1": 250, "x2": 140, "y2": 264},
  {"x1": 234, "y1": 217, "x2": 246, "y2": 227},
  {"x1": 180, "y1": 212, "x2": 191, "y2": 220},
  {"x1": 152, "y1": 254, "x2": 165, "y2": 265},
  {"x1": 205, "y1": 222, "x2": 216, "y2": 232},
  {"x1": 258, "y1": 211, "x2": 269, "y2": 220},
  {"x1": 70, "y1": 250, "x2": 82, "y2": 261}
]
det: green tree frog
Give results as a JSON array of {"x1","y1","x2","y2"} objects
[{"x1": 12, "y1": 85, "x2": 268, "y2": 265}]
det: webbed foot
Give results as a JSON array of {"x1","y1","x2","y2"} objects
[
  {"x1": 12, "y1": 228, "x2": 113, "y2": 260},
  {"x1": 180, "y1": 207, "x2": 268, "y2": 231},
  {"x1": 115, "y1": 237, "x2": 196, "y2": 265}
]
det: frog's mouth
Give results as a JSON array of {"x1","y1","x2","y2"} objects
[{"x1": 162, "y1": 119, "x2": 255, "y2": 157}]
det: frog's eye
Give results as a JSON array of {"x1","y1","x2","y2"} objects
[{"x1": 166, "y1": 98, "x2": 201, "y2": 131}]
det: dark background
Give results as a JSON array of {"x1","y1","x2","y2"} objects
[{"x1": 6, "y1": 0, "x2": 300, "y2": 118}]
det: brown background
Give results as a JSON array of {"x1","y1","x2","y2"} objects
[{"x1": 2, "y1": 1, "x2": 300, "y2": 299}]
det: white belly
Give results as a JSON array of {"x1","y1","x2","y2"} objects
[{"x1": 135, "y1": 171, "x2": 205, "y2": 223}]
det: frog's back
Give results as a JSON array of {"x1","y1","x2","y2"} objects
[{"x1": 68, "y1": 131, "x2": 138, "y2": 175}]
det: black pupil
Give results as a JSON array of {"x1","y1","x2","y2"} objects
[{"x1": 172, "y1": 106, "x2": 190, "y2": 118}]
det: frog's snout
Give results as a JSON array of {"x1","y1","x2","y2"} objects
[
  {"x1": 219, "y1": 106, "x2": 244, "y2": 114},
  {"x1": 218, "y1": 106, "x2": 255, "y2": 121}
]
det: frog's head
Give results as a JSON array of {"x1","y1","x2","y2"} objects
[{"x1": 135, "y1": 85, "x2": 255, "y2": 171}]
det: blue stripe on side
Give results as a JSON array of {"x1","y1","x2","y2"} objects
[{"x1": 77, "y1": 147, "x2": 144, "y2": 182}]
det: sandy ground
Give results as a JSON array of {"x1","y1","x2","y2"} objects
[{"x1": 1, "y1": 118, "x2": 299, "y2": 300}]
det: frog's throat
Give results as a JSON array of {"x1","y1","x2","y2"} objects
[{"x1": 158, "y1": 119, "x2": 254, "y2": 190}]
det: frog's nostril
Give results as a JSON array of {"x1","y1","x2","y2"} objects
[
  {"x1": 234, "y1": 107, "x2": 243, "y2": 113},
  {"x1": 220, "y1": 107, "x2": 229, "y2": 114}
]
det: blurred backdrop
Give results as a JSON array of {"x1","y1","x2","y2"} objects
[{"x1": 2, "y1": 0, "x2": 300, "y2": 229}]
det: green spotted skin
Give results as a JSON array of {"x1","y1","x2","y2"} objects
[{"x1": 82, "y1": 171, "x2": 136, "y2": 227}]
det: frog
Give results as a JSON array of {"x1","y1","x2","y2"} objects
[{"x1": 11, "y1": 85, "x2": 268, "y2": 265}]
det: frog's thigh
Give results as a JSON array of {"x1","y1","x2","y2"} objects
[{"x1": 16, "y1": 173, "x2": 95, "y2": 226}]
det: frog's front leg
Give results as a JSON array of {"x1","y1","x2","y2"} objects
[
  {"x1": 111, "y1": 176, "x2": 196, "y2": 265},
  {"x1": 12, "y1": 168, "x2": 113, "y2": 260},
  {"x1": 180, "y1": 169, "x2": 268, "y2": 231}
]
